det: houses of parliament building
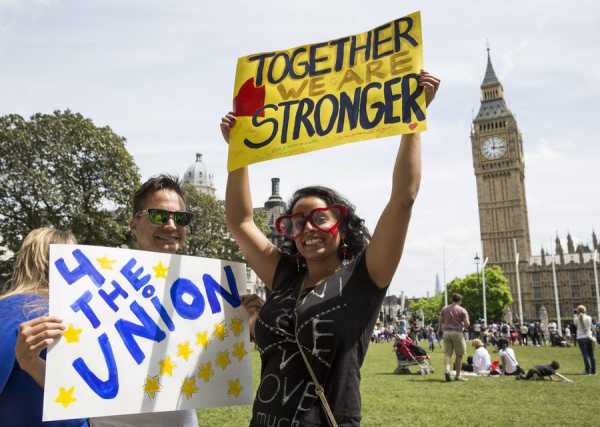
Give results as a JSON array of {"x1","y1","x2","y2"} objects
[{"x1": 471, "y1": 50, "x2": 599, "y2": 322}]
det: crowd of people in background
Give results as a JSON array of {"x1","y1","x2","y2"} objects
[
  {"x1": 373, "y1": 315, "x2": 600, "y2": 350},
  {"x1": 375, "y1": 295, "x2": 598, "y2": 380}
]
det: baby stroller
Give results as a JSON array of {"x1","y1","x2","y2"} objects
[
  {"x1": 549, "y1": 331, "x2": 569, "y2": 347},
  {"x1": 393, "y1": 335, "x2": 434, "y2": 375}
]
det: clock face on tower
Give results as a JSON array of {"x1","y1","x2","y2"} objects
[{"x1": 481, "y1": 136, "x2": 507, "y2": 160}]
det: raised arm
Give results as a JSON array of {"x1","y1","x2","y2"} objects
[
  {"x1": 366, "y1": 71, "x2": 440, "y2": 288},
  {"x1": 222, "y1": 113, "x2": 281, "y2": 288}
]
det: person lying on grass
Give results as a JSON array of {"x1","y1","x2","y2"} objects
[{"x1": 517, "y1": 361, "x2": 560, "y2": 380}]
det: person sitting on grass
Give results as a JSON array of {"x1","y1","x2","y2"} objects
[
  {"x1": 472, "y1": 339, "x2": 491, "y2": 373},
  {"x1": 497, "y1": 338, "x2": 523, "y2": 376},
  {"x1": 517, "y1": 361, "x2": 560, "y2": 380}
]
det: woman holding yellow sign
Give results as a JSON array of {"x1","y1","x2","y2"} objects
[{"x1": 221, "y1": 69, "x2": 439, "y2": 426}]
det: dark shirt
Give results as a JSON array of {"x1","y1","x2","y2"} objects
[
  {"x1": 251, "y1": 252, "x2": 385, "y2": 427},
  {"x1": 534, "y1": 364, "x2": 556, "y2": 376},
  {"x1": 0, "y1": 294, "x2": 89, "y2": 427}
]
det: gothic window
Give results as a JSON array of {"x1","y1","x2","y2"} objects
[
  {"x1": 533, "y1": 286, "x2": 542, "y2": 300},
  {"x1": 569, "y1": 270, "x2": 578, "y2": 284}
]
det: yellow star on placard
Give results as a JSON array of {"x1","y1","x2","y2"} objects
[
  {"x1": 197, "y1": 362, "x2": 214, "y2": 382},
  {"x1": 180, "y1": 376, "x2": 199, "y2": 399},
  {"x1": 230, "y1": 318, "x2": 244, "y2": 336},
  {"x1": 159, "y1": 356, "x2": 176, "y2": 376},
  {"x1": 177, "y1": 341, "x2": 193, "y2": 361},
  {"x1": 55, "y1": 386, "x2": 76, "y2": 408},
  {"x1": 153, "y1": 261, "x2": 169, "y2": 279},
  {"x1": 63, "y1": 324, "x2": 82, "y2": 344},
  {"x1": 228, "y1": 378, "x2": 242, "y2": 398},
  {"x1": 96, "y1": 256, "x2": 116, "y2": 270},
  {"x1": 213, "y1": 322, "x2": 228, "y2": 341},
  {"x1": 216, "y1": 350, "x2": 230, "y2": 370},
  {"x1": 232, "y1": 342, "x2": 247, "y2": 361},
  {"x1": 196, "y1": 331, "x2": 209, "y2": 350},
  {"x1": 143, "y1": 375, "x2": 161, "y2": 399}
]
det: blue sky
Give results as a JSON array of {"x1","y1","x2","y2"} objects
[{"x1": 2, "y1": 0, "x2": 598, "y2": 297}]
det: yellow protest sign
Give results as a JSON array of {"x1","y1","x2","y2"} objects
[{"x1": 228, "y1": 11, "x2": 425, "y2": 171}]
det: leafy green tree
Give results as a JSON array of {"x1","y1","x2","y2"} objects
[
  {"x1": 183, "y1": 183, "x2": 270, "y2": 262},
  {"x1": 0, "y1": 110, "x2": 140, "y2": 284},
  {"x1": 409, "y1": 293, "x2": 444, "y2": 323},
  {"x1": 447, "y1": 265, "x2": 513, "y2": 322}
]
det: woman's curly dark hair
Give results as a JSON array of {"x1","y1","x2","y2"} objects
[{"x1": 278, "y1": 186, "x2": 371, "y2": 263}]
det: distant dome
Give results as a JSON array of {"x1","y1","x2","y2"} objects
[{"x1": 182, "y1": 153, "x2": 216, "y2": 196}]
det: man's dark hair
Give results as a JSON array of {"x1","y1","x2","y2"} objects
[
  {"x1": 550, "y1": 360, "x2": 560, "y2": 370},
  {"x1": 451, "y1": 293, "x2": 462, "y2": 303},
  {"x1": 133, "y1": 174, "x2": 185, "y2": 214}
]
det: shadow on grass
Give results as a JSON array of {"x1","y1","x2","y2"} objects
[
  {"x1": 405, "y1": 377, "x2": 448, "y2": 383},
  {"x1": 374, "y1": 372, "x2": 426, "y2": 376}
]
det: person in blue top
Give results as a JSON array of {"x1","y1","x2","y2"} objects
[{"x1": 0, "y1": 227, "x2": 88, "y2": 427}]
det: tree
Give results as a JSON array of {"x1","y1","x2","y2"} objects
[
  {"x1": 447, "y1": 265, "x2": 513, "y2": 322},
  {"x1": 183, "y1": 183, "x2": 270, "y2": 262},
  {"x1": 0, "y1": 110, "x2": 140, "y2": 283},
  {"x1": 409, "y1": 293, "x2": 444, "y2": 323}
]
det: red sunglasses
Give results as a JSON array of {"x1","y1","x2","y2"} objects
[{"x1": 275, "y1": 204, "x2": 348, "y2": 239}]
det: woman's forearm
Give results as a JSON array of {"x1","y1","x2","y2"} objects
[
  {"x1": 225, "y1": 167, "x2": 255, "y2": 228},
  {"x1": 391, "y1": 132, "x2": 422, "y2": 207}
]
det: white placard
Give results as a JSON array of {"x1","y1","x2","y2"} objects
[{"x1": 43, "y1": 244, "x2": 252, "y2": 421}]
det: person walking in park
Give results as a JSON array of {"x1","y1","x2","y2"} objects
[
  {"x1": 574, "y1": 305, "x2": 596, "y2": 375},
  {"x1": 519, "y1": 323, "x2": 529, "y2": 346},
  {"x1": 439, "y1": 293, "x2": 470, "y2": 381}
]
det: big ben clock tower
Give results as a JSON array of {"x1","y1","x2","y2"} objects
[{"x1": 471, "y1": 49, "x2": 532, "y2": 317}]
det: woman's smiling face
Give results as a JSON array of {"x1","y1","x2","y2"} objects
[{"x1": 291, "y1": 196, "x2": 342, "y2": 262}]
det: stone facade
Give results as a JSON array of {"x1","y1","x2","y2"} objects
[{"x1": 471, "y1": 50, "x2": 600, "y2": 322}]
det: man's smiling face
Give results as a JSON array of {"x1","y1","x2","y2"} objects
[{"x1": 130, "y1": 189, "x2": 187, "y2": 254}]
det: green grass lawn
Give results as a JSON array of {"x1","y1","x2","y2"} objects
[{"x1": 199, "y1": 342, "x2": 599, "y2": 426}]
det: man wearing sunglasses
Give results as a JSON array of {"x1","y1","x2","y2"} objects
[
  {"x1": 129, "y1": 178, "x2": 193, "y2": 255},
  {"x1": 91, "y1": 174, "x2": 198, "y2": 427}
]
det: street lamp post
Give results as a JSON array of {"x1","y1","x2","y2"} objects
[
  {"x1": 482, "y1": 257, "x2": 489, "y2": 327},
  {"x1": 593, "y1": 250, "x2": 599, "y2": 321},
  {"x1": 474, "y1": 253, "x2": 489, "y2": 326},
  {"x1": 551, "y1": 251, "x2": 562, "y2": 336},
  {"x1": 443, "y1": 246, "x2": 448, "y2": 306},
  {"x1": 513, "y1": 238, "x2": 524, "y2": 325}
]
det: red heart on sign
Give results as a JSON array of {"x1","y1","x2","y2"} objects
[
  {"x1": 409, "y1": 123, "x2": 418, "y2": 130},
  {"x1": 234, "y1": 77, "x2": 266, "y2": 117}
]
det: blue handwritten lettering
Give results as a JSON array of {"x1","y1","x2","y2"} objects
[
  {"x1": 151, "y1": 296, "x2": 175, "y2": 332},
  {"x1": 120, "y1": 258, "x2": 151, "y2": 291},
  {"x1": 55, "y1": 249, "x2": 105, "y2": 287},
  {"x1": 70, "y1": 290, "x2": 101, "y2": 329},
  {"x1": 203, "y1": 266, "x2": 241, "y2": 314},
  {"x1": 72, "y1": 333, "x2": 119, "y2": 399},
  {"x1": 170, "y1": 278, "x2": 206, "y2": 320},
  {"x1": 98, "y1": 280, "x2": 129, "y2": 312},
  {"x1": 115, "y1": 301, "x2": 166, "y2": 364}
]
